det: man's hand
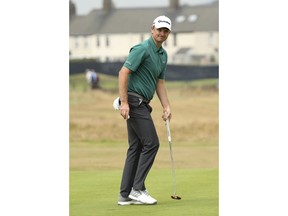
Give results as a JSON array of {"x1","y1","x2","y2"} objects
[
  {"x1": 162, "y1": 108, "x2": 171, "y2": 121},
  {"x1": 120, "y1": 102, "x2": 130, "y2": 120}
]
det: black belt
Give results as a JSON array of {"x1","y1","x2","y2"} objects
[{"x1": 128, "y1": 92, "x2": 150, "y2": 104}]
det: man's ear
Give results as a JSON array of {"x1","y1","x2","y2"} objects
[{"x1": 151, "y1": 26, "x2": 155, "y2": 34}]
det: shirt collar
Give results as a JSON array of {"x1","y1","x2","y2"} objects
[{"x1": 148, "y1": 36, "x2": 164, "y2": 54}]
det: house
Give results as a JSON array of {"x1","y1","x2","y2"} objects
[{"x1": 69, "y1": 0, "x2": 218, "y2": 65}]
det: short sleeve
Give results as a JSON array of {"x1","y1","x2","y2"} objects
[{"x1": 124, "y1": 44, "x2": 146, "y2": 72}]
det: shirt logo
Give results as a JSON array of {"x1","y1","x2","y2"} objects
[{"x1": 126, "y1": 60, "x2": 132, "y2": 65}]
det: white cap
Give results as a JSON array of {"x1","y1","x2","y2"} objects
[{"x1": 152, "y1": 15, "x2": 172, "y2": 31}]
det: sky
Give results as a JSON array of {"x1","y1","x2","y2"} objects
[{"x1": 71, "y1": 0, "x2": 215, "y2": 15}]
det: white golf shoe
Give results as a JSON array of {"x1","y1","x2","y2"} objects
[
  {"x1": 128, "y1": 188, "x2": 157, "y2": 205},
  {"x1": 117, "y1": 194, "x2": 143, "y2": 205}
]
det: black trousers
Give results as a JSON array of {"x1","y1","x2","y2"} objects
[{"x1": 120, "y1": 94, "x2": 160, "y2": 197}]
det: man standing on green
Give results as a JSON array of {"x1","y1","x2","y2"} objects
[{"x1": 117, "y1": 15, "x2": 172, "y2": 205}]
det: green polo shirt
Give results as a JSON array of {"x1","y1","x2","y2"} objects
[{"x1": 123, "y1": 36, "x2": 168, "y2": 100}]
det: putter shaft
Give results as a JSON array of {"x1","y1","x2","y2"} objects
[{"x1": 166, "y1": 119, "x2": 178, "y2": 197}]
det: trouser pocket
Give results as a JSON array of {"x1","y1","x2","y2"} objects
[{"x1": 128, "y1": 95, "x2": 152, "y2": 119}]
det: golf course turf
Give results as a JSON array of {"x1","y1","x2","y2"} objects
[{"x1": 70, "y1": 73, "x2": 219, "y2": 216}]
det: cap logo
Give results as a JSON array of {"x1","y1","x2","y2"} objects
[{"x1": 158, "y1": 20, "x2": 171, "y2": 25}]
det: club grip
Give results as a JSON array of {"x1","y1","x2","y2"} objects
[{"x1": 166, "y1": 119, "x2": 172, "y2": 142}]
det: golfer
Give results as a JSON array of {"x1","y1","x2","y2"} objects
[{"x1": 117, "y1": 15, "x2": 172, "y2": 205}]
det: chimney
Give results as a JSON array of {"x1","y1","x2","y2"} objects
[
  {"x1": 69, "y1": 0, "x2": 76, "y2": 18},
  {"x1": 103, "y1": 0, "x2": 112, "y2": 12},
  {"x1": 169, "y1": 0, "x2": 179, "y2": 9}
]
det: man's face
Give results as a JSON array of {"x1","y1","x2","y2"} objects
[{"x1": 151, "y1": 26, "x2": 171, "y2": 44}]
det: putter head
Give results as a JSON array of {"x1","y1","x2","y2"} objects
[{"x1": 171, "y1": 195, "x2": 181, "y2": 200}]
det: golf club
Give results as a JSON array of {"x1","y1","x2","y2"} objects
[{"x1": 165, "y1": 119, "x2": 181, "y2": 200}]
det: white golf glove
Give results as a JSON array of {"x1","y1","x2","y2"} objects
[
  {"x1": 113, "y1": 97, "x2": 121, "y2": 110},
  {"x1": 113, "y1": 96, "x2": 130, "y2": 119}
]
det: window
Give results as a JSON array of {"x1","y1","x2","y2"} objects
[
  {"x1": 74, "y1": 36, "x2": 78, "y2": 48},
  {"x1": 209, "y1": 32, "x2": 214, "y2": 46},
  {"x1": 188, "y1": 14, "x2": 198, "y2": 22},
  {"x1": 173, "y1": 33, "x2": 177, "y2": 46},
  {"x1": 106, "y1": 35, "x2": 109, "y2": 47},
  {"x1": 175, "y1": 15, "x2": 185, "y2": 23},
  {"x1": 83, "y1": 36, "x2": 88, "y2": 48},
  {"x1": 163, "y1": 40, "x2": 168, "y2": 47},
  {"x1": 96, "y1": 35, "x2": 100, "y2": 47}
]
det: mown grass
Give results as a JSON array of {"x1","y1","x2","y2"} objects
[
  {"x1": 70, "y1": 169, "x2": 218, "y2": 216},
  {"x1": 70, "y1": 72, "x2": 219, "y2": 216}
]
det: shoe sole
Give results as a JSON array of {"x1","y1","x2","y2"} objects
[{"x1": 118, "y1": 201, "x2": 143, "y2": 206}]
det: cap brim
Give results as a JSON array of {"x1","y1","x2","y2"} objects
[{"x1": 154, "y1": 24, "x2": 171, "y2": 31}]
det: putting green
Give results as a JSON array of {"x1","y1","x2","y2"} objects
[{"x1": 70, "y1": 169, "x2": 218, "y2": 216}]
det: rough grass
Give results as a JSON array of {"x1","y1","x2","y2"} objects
[{"x1": 70, "y1": 73, "x2": 219, "y2": 215}]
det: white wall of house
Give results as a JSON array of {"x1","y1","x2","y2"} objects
[{"x1": 69, "y1": 31, "x2": 218, "y2": 65}]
